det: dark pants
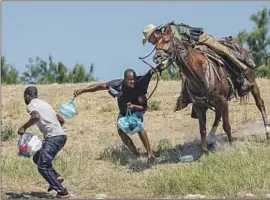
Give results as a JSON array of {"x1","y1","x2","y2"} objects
[{"x1": 33, "y1": 135, "x2": 68, "y2": 195}]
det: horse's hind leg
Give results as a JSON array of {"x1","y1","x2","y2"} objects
[
  {"x1": 250, "y1": 81, "x2": 270, "y2": 140},
  {"x1": 193, "y1": 105, "x2": 209, "y2": 155},
  {"x1": 220, "y1": 98, "x2": 233, "y2": 144},
  {"x1": 208, "y1": 110, "x2": 222, "y2": 145}
]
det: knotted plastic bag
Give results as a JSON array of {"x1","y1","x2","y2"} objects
[
  {"x1": 117, "y1": 109, "x2": 144, "y2": 135},
  {"x1": 18, "y1": 132, "x2": 42, "y2": 158},
  {"x1": 59, "y1": 98, "x2": 77, "y2": 119}
]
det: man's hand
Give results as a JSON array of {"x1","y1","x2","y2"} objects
[
  {"x1": 127, "y1": 102, "x2": 134, "y2": 110},
  {"x1": 74, "y1": 89, "x2": 83, "y2": 97},
  {"x1": 56, "y1": 113, "x2": 65, "y2": 126},
  {"x1": 17, "y1": 126, "x2": 25, "y2": 135}
]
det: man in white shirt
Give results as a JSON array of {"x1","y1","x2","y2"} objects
[{"x1": 18, "y1": 86, "x2": 71, "y2": 199}]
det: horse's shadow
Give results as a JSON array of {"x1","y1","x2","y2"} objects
[
  {"x1": 97, "y1": 133, "x2": 243, "y2": 172},
  {"x1": 5, "y1": 192, "x2": 55, "y2": 199}
]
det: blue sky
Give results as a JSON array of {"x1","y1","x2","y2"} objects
[{"x1": 2, "y1": 1, "x2": 270, "y2": 81}]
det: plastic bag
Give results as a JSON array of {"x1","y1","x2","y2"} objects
[
  {"x1": 117, "y1": 109, "x2": 144, "y2": 135},
  {"x1": 59, "y1": 98, "x2": 76, "y2": 119},
  {"x1": 18, "y1": 132, "x2": 42, "y2": 158}
]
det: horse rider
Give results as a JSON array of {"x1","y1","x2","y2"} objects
[{"x1": 141, "y1": 22, "x2": 255, "y2": 113}]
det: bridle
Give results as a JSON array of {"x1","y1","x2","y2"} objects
[{"x1": 138, "y1": 34, "x2": 178, "y2": 100}]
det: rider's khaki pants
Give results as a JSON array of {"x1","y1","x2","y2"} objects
[{"x1": 198, "y1": 33, "x2": 248, "y2": 71}]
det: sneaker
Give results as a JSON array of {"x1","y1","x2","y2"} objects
[
  {"x1": 48, "y1": 176, "x2": 64, "y2": 192},
  {"x1": 56, "y1": 193, "x2": 71, "y2": 199}
]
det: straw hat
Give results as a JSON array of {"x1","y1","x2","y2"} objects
[{"x1": 142, "y1": 24, "x2": 162, "y2": 45}]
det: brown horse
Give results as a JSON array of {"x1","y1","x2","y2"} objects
[{"x1": 154, "y1": 33, "x2": 270, "y2": 155}]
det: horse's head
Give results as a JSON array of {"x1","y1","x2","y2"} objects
[
  {"x1": 151, "y1": 25, "x2": 192, "y2": 72},
  {"x1": 153, "y1": 34, "x2": 177, "y2": 71}
]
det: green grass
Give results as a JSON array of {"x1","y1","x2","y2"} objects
[
  {"x1": 1, "y1": 122, "x2": 17, "y2": 141},
  {"x1": 147, "y1": 138, "x2": 270, "y2": 198},
  {"x1": 1, "y1": 144, "x2": 95, "y2": 187},
  {"x1": 3, "y1": 135, "x2": 270, "y2": 198},
  {"x1": 148, "y1": 100, "x2": 161, "y2": 111},
  {"x1": 2, "y1": 80, "x2": 270, "y2": 199}
]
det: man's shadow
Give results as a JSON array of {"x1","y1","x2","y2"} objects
[
  {"x1": 5, "y1": 192, "x2": 55, "y2": 199},
  {"x1": 97, "y1": 133, "x2": 242, "y2": 173}
]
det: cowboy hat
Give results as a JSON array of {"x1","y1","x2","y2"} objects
[{"x1": 142, "y1": 24, "x2": 163, "y2": 45}]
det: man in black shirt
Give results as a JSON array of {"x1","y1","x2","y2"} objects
[{"x1": 73, "y1": 68, "x2": 159, "y2": 162}]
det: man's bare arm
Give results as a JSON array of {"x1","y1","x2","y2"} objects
[
  {"x1": 18, "y1": 111, "x2": 40, "y2": 135},
  {"x1": 74, "y1": 83, "x2": 107, "y2": 97},
  {"x1": 56, "y1": 113, "x2": 65, "y2": 126}
]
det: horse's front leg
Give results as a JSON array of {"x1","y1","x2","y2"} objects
[
  {"x1": 219, "y1": 97, "x2": 233, "y2": 144},
  {"x1": 250, "y1": 80, "x2": 270, "y2": 140},
  {"x1": 193, "y1": 104, "x2": 209, "y2": 155},
  {"x1": 208, "y1": 110, "x2": 221, "y2": 145}
]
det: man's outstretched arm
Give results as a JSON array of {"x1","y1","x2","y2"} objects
[{"x1": 73, "y1": 83, "x2": 107, "y2": 97}]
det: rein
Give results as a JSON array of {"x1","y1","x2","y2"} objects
[{"x1": 138, "y1": 47, "x2": 160, "y2": 100}]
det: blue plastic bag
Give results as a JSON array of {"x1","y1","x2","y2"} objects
[
  {"x1": 117, "y1": 109, "x2": 144, "y2": 135},
  {"x1": 59, "y1": 98, "x2": 77, "y2": 119}
]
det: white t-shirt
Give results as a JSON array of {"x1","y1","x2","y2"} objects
[{"x1": 26, "y1": 98, "x2": 66, "y2": 138}]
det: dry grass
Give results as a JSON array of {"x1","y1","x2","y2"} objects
[{"x1": 2, "y1": 79, "x2": 270, "y2": 199}]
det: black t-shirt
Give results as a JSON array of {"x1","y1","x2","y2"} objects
[{"x1": 106, "y1": 70, "x2": 153, "y2": 115}]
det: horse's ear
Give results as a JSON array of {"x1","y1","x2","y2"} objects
[{"x1": 165, "y1": 25, "x2": 172, "y2": 35}]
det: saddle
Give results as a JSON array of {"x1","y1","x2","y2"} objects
[
  {"x1": 218, "y1": 36, "x2": 242, "y2": 52},
  {"x1": 193, "y1": 36, "x2": 256, "y2": 71},
  {"x1": 219, "y1": 37, "x2": 256, "y2": 69},
  {"x1": 193, "y1": 44, "x2": 224, "y2": 66}
]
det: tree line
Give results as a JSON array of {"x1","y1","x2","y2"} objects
[
  {"x1": 237, "y1": 6, "x2": 270, "y2": 78},
  {"x1": 1, "y1": 6, "x2": 270, "y2": 84},
  {"x1": 1, "y1": 55, "x2": 96, "y2": 84}
]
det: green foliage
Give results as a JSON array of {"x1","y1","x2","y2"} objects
[
  {"x1": 1, "y1": 121, "x2": 16, "y2": 141},
  {"x1": 148, "y1": 100, "x2": 161, "y2": 111},
  {"x1": 2, "y1": 55, "x2": 97, "y2": 85},
  {"x1": 237, "y1": 7, "x2": 270, "y2": 68},
  {"x1": 1, "y1": 57, "x2": 20, "y2": 84},
  {"x1": 68, "y1": 63, "x2": 92, "y2": 83},
  {"x1": 20, "y1": 56, "x2": 97, "y2": 84},
  {"x1": 255, "y1": 65, "x2": 270, "y2": 78},
  {"x1": 152, "y1": 66, "x2": 182, "y2": 81}
]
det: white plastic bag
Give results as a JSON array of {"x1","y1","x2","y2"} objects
[{"x1": 18, "y1": 132, "x2": 42, "y2": 158}]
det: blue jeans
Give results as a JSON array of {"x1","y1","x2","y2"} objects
[{"x1": 33, "y1": 135, "x2": 68, "y2": 195}]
